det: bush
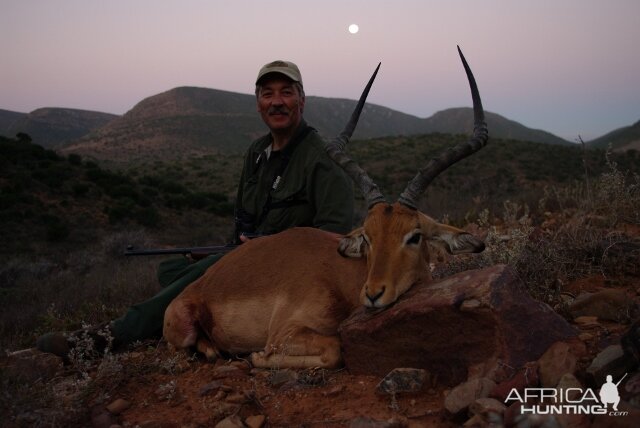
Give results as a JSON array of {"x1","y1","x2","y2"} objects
[
  {"x1": 42, "y1": 214, "x2": 70, "y2": 242},
  {"x1": 135, "y1": 206, "x2": 161, "y2": 227},
  {"x1": 68, "y1": 153, "x2": 82, "y2": 165}
]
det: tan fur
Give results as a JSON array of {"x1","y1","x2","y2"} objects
[{"x1": 163, "y1": 203, "x2": 483, "y2": 368}]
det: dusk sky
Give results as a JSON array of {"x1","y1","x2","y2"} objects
[{"x1": 2, "y1": 0, "x2": 639, "y2": 141}]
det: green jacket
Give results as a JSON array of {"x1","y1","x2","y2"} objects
[{"x1": 235, "y1": 120, "x2": 354, "y2": 235}]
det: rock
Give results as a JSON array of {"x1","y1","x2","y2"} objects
[
  {"x1": 215, "y1": 416, "x2": 245, "y2": 428},
  {"x1": 229, "y1": 360, "x2": 251, "y2": 373},
  {"x1": 573, "y1": 316, "x2": 600, "y2": 328},
  {"x1": 212, "y1": 365, "x2": 248, "y2": 379},
  {"x1": 199, "y1": 381, "x2": 224, "y2": 397},
  {"x1": 586, "y1": 344, "x2": 636, "y2": 386},
  {"x1": 106, "y1": 398, "x2": 131, "y2": 414},
  {"x1": 462, "y1": 414, "x2": 486, "y2": 427},
  {"x1": 538, "y1": 342, "x2": 578, "y2": 387},
  {"x1": 1, "y1": 348, "x2": 63, "y2": 383},
  {"x1": 224, "y1": 392, "x2": 247, "y2": 404},
  {"x1": 624, "y1": 372, "x2": 640, "y2": 394},
  {"x1": 339, "y1": 265, "x2": 577, "y2": 385},
  {"x1": 376, "y1": 368, "x2": 428, "y2": 394},
  {"x1": 591, "y1": 400, "x2": 640, "y2": 428},
  {"x1": 555, "y1": 373, "x2": 582, "y2": 402},
  {"x1": 245, "y1": 415, "x2": 266, "y2": 428},
  {"x1": 349, "y1": 417, "x2": 405, "y2": 428},
  {"x1": 268, "y1": 369, "x2": 298, "y2": 387},
  {"x1": 91, "y1": 406, "x2": 118, "y2": 428},
  {"x1": 490, "y1": 362, "x2": 539, "y2": 402},
  {"x1": 568, "y1": 289, "x2": 635, "y2": 322},
  {"x1": 323, "y1": 384, "x2": 346, "y2": 396},
  {"x1": 469, "y1": 397, "x2": 506, "y2": 417},
  {"x1": 621, "y1": 319, "x2": 640, "y2": 364},
  {"x1": 91, "y1": 412, "x2": 115, "y2": 428},
  {"x1": 444, "y1": 377, "x2": 496, "y2": 415}
]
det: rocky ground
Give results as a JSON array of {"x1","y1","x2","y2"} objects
[{"x1": 2, "y1": 266, "x2": 640, "y2": 428}]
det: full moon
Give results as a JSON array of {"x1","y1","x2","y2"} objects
[{"x1": 348, "y1": 24, "x2": 359, "y2": 34}]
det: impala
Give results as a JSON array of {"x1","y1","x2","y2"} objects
[{"x1": 163, "y1": 47, "x2": 488, "y2": 368}]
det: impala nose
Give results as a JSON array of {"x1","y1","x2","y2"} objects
[{"x1": 365, "y1": 286, "x2": 386, "y2": 306}]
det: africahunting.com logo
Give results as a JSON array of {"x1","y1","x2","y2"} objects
[{"x1": 505, "y1": 373, "x2": 629, "y2": 417}]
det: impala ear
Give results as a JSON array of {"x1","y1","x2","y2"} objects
[
  {"x1": 338, "y1": 227, "x2": 367, "y2": 258},
  {"x1": 418, "y1": 212, "x2": 485, "y2": 255}
]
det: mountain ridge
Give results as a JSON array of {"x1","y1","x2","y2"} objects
[
  {"x1": 587, "y1": 119, "x2": 640, "y2": 151},
  {"x1": 56, "y1": 86, "x2": 574, "y2": 161},
  {"x1": 6, "y1": 86, "x2": 637, "y2": 161},
  {"x1": 0, "y1": 107, "x2": 118, "y2": 148}
]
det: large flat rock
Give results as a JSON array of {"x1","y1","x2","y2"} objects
[{"x1": 339, "y1": 264, "x2": 577, "y2": 385}]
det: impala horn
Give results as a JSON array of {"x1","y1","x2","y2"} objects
[
  {"x1": 397, "y1": 46, "x2": 488, "y2": 209},
  {"x1": 325, "y1": 63, "x2": 386, "y2": 208}
]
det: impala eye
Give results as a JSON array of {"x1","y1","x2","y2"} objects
[{"x1": 406, "y1": 233, "x2": 422, "y2": 246}]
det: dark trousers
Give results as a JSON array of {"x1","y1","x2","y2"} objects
[{"x1": 110, "y1": 254, "x2": 223, "y2": 345}]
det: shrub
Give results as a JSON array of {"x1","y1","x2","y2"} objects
[
  {"x1": 135, "y1": 206, "x2": 161, "y2": 228},
  {"x1": 42, "y1": 214, "x2": 70, "y2": 242},
  {"x1": 68, "y1": 153, "x2": 82, "y2": 165}
]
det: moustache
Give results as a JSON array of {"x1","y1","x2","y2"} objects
[{"x1": 268, "y1": 106, "x2": 290, "y2": 115}]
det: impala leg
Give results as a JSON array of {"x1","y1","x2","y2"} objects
[
  {"x1": 251, "y1": 329, "x2": 342, "y2": 369},
  {"x1": 196, "y1": 337, "x2": 221, "y2": 362},
  {"x1": 164, "y1": 299, "x2": 219, "y2": 361}
]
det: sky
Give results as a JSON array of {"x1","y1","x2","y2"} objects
[{"x1": 1, "y1": 0, "x2": 639, "y2": 141}]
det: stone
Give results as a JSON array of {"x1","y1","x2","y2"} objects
[
  {"x1": 586, "y1": 344, "x2": 637, "y2": 386},
  {"x1": 245, "y1": 415, "x2": 266, "y2": 428},
  {"x1": 1, "y1": 348, "x2": 63, "y2": 383},
  {"x1": 555, "y1": 373, "x2": 582, "y2": 402},
  {"x1": 468, "y1": 397, "x2": 506, "y2": 417},
  {"x1": 490, "y1": 362, "x2": 539, "y2": 402},
  {"x1": 215, "y1": 416, "x2": 245, "y2": 428},
  {"x1": 199, "y1": 380, "x2": 224, "y2": 397},
  {"x1": 91, "y1": 412, "x2": 117, "y2": 428},
  {"x1": 268, "y1": 368, "x2": 298, "y2": 387},
  {"x1": 568, "y1": 289, "x2": 635, "y2": 322},
  {"x1": 591, "y1": 401, "x2": 640, "y2": 428},
  {"x1": 573, "y1": 316, "x2": 600, "y2": 328},
  {"x1": 444, "y1": 377, "x2": 496, "y2": 415},
  {"x1": 376, "y1": 368, "x2": 428, "y2": 394},
  {"x1": 211, "y1": 365, "x2": 248, "y2": 379},
  {"x1": 106, "y1": 398, "x2": 131, "y2": 414},
  {"x1": 91, "y1": 409, "x2": 117, "y2": 428},
  {"x1": 349, "y1": 418, "x2": 405, "y2": 428},
  {"x1": 224, "y1": 392, "x2": 247, "y2": 404},
  {"x1": 339, "y1": 265, "x2": 577, "y2": 385},
  {"x1": 538, "y1": 342, "x2": 578, "y2": 387}
]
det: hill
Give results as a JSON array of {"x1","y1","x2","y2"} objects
[
  {"x1": 0, "y1": 108, "x2": 26, "y2": 135},
  {"x1": 423, "y1": 108, "x2": 571, "y2": 146},
  {"x1": 1, "y1": 108, "x2": 118, "y2": 148},
  {"x1": 59, "y1": 86, "x2": 572, "y2": 161},
  {"x1": 0, "y1": 135, "x2": 240, "y2": 256},
  {"x1": 588, "y1": 119, "x2": 640, "y2": 151},
  {"x1": 4, "y1": 131, "x2": 639, "y2": 258}
]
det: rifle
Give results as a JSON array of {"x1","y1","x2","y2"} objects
[
  {"x1": 125, "y1": 233, "x2": 264, "y2": 259},
  {"x1": 124, "y1": 244, "x2": 238, "y2": 258}
]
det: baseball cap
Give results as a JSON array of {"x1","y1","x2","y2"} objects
[{"x1": 256, "y1": 60, "x2": 303, "y2": 88}]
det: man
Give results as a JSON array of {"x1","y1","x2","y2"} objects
[{"x1": 37, "y1": 60, "x2": 355, "y2": 359}]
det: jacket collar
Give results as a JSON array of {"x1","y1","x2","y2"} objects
[{"x1": 254, "y1": 119, "x2": 310, "y2": 159}]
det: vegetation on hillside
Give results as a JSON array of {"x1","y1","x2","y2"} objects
[{"x1": 0, "y1": 135, "x2": 238, "y2": 257}]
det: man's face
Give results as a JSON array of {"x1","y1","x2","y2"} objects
[{"x1": 256, "y1": 75, "x2": 305, "y2": 134}]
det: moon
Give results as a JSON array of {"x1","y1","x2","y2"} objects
[{"x1": 348, "y1": 24, "x2": 359, "y2": 34}]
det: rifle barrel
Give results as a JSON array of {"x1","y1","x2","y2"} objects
[{"x1": 124, "y1": 245, "x2": 237, "y2": 257}]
